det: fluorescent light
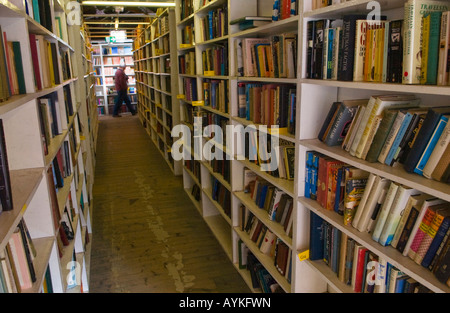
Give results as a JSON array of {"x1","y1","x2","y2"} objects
[
  {"x1": 81, "y1": 1, "x2": 175, "y2": 7},
  {"x1": 84, "y1": 21, "x2": 151, "y2": 24}
]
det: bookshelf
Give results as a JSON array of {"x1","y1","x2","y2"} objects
[
  {"x1": 297, "y1": 0, "x2": 450, "y2": 293},
  {"x1": 133, "y1": 8, "x2": 181, "y2": 176},
  {"x1": 92, "y1": 42, "x2": 136, "y2": 116},
  {"x1": 0, "y1": 0, "x2": 97, "y2": 293},
  {"x1": 171, "y1": 0, "x2": 450, "y2": 294}
]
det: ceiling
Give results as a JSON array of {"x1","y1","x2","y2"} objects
[{"x1": 82, "y1": 1, "x2": 172, "y2": 42}]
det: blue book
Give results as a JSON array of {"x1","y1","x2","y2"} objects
[
  {"x1": 414, "y1": 115, "x2": 449, "y2": 175},
  {"x1": 305, "y1": 151, "x2": 313, "y2": 198},
  {"x1": 331, "y1": 227, "x2": 341, "y2": 273},
  {"x1": 309, "y1": 212, "x2": 324, "y2": 260},
  {"x1": 208, "y1": 11, "x2": 214, "y2": 40},
  {"x1": 422, "y1": 216, "x2": 450, "y2": 268},
  {"x1": 310, "y1": 152, "x2": 320, "y2": 200},
  {"x1": 385, "y1": 112, "x2": 413, "y2": 166},
  {"x1": 272, "y1": 0, "x2": 280, "y2": 21}
]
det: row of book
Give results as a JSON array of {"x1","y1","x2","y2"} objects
[
  {"x1": 307, "y1": 2, "x2": 450, "y2": 85},
  {"x1": 99, "y1": 46, "x2": 133, "y2": 56},
  {"x1": 25, "y1": 0, "x2": 53, "y2": 33},
  {"x1": 201, "y1": 44, "x2": 228, "y2": 76},
  {"x1": 211, "y1": 176, "x2": 231, "y2": 218},
  {"x1": 243, "y1": 169, "x2": 294, "y2": 236},
  {"x1": 181, "y1": 23, "x2": 195, "y2": 46},
  {"x1": 238, "y1": 241, "x2": 284, "y2": 293},
  {"x1": 235, "y1": 34, "x2": 297, "y2": 78},
  {"x1": 197, "y1": 5, "x2": 228, "y2": 42},
  {"x1": 178, "y1": 51, "x2": 196, "y2": 75},
  {"x1": 203, "y1": 78, "x2": 228, "y2": 113},
  {"x1": 1, "y1": 219, "x2": 36, "y2": 293},
  {"x1": 182, "y1": 77, "x2": 198, "y2": 102},
  {"x1": 237, "y1": 82, "x2": 296, "y2": 134},
  {"x1": 319, "y1": 95, "x2": 450, "y2": 183},
  {"x1": 309, "y1": 212, "x2": 440, "y2": 293},
  {"x1": 0, "y1": 27, "x2": 26, "y2": 101},
  {"x1": 238, "y1": 205, "x2": 292, "y2": 280},
  {"x1": 208, "y1": 150, "x2": 230, "y2": 184},
  {"x1": 304, "y1": 152, "x2": 450, "y2": 287},
  {"x1": 29, "y1": 33, "x2": 64, "y2": 90}
]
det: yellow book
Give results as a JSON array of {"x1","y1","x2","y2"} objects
[
  {"x1": 420, "y1": 14, "x2": 431, "y2": 84},
  {"x1": 47, "y1": 42, "x2": 55, "y2": 86},
  {"x1": 364, "y1": 26, "x2": 373, "y2": 82}
]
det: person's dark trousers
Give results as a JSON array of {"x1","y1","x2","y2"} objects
[{"x1": 113, "y1": 89, "x2": 136, "y2": 115}]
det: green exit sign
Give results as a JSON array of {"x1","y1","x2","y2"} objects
[{"x1": 105, "y1": 36, "x2": 116, "y2": 43}]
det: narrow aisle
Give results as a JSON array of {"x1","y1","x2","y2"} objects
[{"x1": 89, "y1": 115, "x2": 250, "y2": 293}]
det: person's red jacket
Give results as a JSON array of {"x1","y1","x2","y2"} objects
[{"x1": 115, "y1": 68, "x2": 128, "y2": 91}]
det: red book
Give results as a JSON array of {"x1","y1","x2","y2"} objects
[
  {"x1": 353, "y1": 244, "x2": 368, "y2": 293},
  {"x1": 3, "y1": 31, "x2": 13, "y2": 95},
  {"x1": 28, "y1": 33, "x2": 42, "y2": 90}
]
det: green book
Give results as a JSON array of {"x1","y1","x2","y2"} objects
[
  {"x1": 32, "y1": 0, "x2": 40, "y2": 23},
  {"x1": 12, "y1": 41, "x2": 26, "y2": 94},
  {"x1": 426, "y1": 11, "x2": 442, "y2": 85},
  {"x1": 365, "y1": 109, "x2": 399, "y2": 163}
]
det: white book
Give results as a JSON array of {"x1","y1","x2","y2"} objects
[
  {"x1": 356, "y1": 177, "x2": 390, "y2": 232},
  {"x1": 402, "y1": 198, "x2": 446, "y2": 256},
  {"x1": 378, "y1": 186, "x2": 420, "y2": 246},
  {"x1": 366, "y1": 183, "x2": 390, "y2": 233},
  {"x1": 391, "y1": 194, "x2": 433, "y2": 249},
  {"x1": 356, "y1": 94, "x2": 420, "y2": 159},
  {"x1": 352, "y1": 173, "x2": 377, "y2": 229},
  {"x1": 349, "y1": 96, "x2": 377, "y2": 156},
  {"x1": 371, "y1": 181, "x2": 399, "y2": 242},
  {"x1": 402, "y1": 0, "x2": 450, "y2": 84}
]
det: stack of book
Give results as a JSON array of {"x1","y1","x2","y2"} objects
[
  {"x1": 319, "y1": 95, "x2": 450, "y2": 182},
  {"x1": 197, "y1": 5, "x2": 227, "y2": 42}
]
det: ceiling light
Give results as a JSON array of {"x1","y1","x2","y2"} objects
[{"x1": 81, "y1": 1, "x2": 175, "y2": 7}]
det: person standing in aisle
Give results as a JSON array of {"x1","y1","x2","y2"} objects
[{"x1": 113, "y1": 60, "x2": 136, "y2": 117}]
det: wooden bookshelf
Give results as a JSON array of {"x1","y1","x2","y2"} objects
[{"x1": 0, "y1": 0, "x2": 97, "y2": 293}]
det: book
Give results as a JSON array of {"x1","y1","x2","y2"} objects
[
  {"x1": 351, "y1": 173, "x2": 377, "y2": 229},
  {"x1": 438, "y1": 11, "x2": 450, "y2": 85},
  {"x1": 0, "y1": 119, "x2": 13, "y2": 212},
  {"x1": 386, "y1": 20, "x2": 404, "y2": 83},
  {"x1": 337, "y1": 14, "x2": 367, "y2": 81},
  {"x1": 378, "y1": 186, "x2": 420, "y2": 246},
  {"x1": 423, "y1": 120, "x2": 450, "y2": 178},
  {"x1": 309, "y1": 211, "x2": 324, "y2": 261},
  {"x1": 352, "y1": 94, "x2": 420, "y2": 159},
  {"x1": 351, "y1": 243, "x2": 368, "y2": 293},
  {"x1": 431, "y1": 142, "x2": 450, "y2": 181},
  {"x1": 342, "y1": 103, "x2": 367, "y2": 152},
  {"x1": 12, "y1": 42, "x2": 26, "y2": 94},
  {"x1": 391, "y1": 193, "x2": 431, "y2": 249},
  {"x1": 407, "y1": 202, "x2": 448, "y2": 260},
  {"x1": 414, "y1": 114, "x2": 449, "y2": 175},
  {"x1": 402, "y1": 0, "x2": 449, "y2": 84},
  {"x1": 343, "y1": 167, "x2": 369, "y2": 226},
  {"x1": 322, "y1": 99, "x2": 367, "y2": 146},
  {"x1": 353, "y1": 176, "x2": 390, "y2": 233},
  {"x1": 371, "y1": 181, "x2": 399, "y2": 242},
  {"x1": 422, "y1": 11, "x2": 442, "y2": 85},
  {"x1": 413, "y1": 205, "x2": 450, "y2": 264},
  {"x1": 404, "y1": 106, "x2": 450, "y2": 173}
]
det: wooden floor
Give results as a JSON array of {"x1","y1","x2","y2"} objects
[{"x1": 89, "y1": 115, "x2": 251, "y2": 293}]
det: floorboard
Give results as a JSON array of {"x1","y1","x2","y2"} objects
[{"x1": 89, "y1": 115, "x2": 251, "y2": 293}]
